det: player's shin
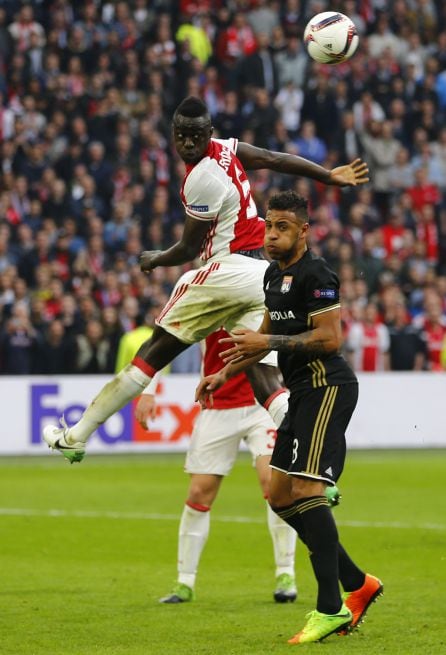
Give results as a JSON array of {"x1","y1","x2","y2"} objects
[
  {"x1": 177, "y1": 501, "x2": 211, "y2": 589},
  {"x1": 298, "y1": 497, "x2": 342, "y2": 615},
  {"x1": 67, "y1": 362, "x2": 154, "y2": 443},
  {"x1": 267, "y1": 503, "x2": 296, "y2": 576},
  {"x1": 337, "y1": 543, "x2": 366, "y2": 592}
]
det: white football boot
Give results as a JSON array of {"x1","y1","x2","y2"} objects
[{"x1": 43, "y1": 417, "x2": 85, "y2": 464}]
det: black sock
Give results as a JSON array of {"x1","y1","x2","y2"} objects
[
  {"x1": 297, "y1": 496, "x2": 342, "y2": 615},
  {"x1": 273, "y1": 496, "x2": 342, "y2": 615},
  {"x1": 270, "y1": 501, "x2": 307, "y2": 543},
  {"x1": 338, "y1": 543, "x2": 365, "y2": 592}
]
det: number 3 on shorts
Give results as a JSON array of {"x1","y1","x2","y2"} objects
[{"x1": 292, "y1": 438, "x2": 299, "y2": 464}]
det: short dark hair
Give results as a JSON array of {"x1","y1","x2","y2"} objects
[
  {"x1": 174, "y1": 96, "x2": 210, "y2": 120},
  {"x1": 267, "y1": 190, "x2": 308, "y2": 220}
]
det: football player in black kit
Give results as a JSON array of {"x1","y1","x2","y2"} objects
[{"x1": 196, "y1": 190, "x2": 383, "y2": 645}]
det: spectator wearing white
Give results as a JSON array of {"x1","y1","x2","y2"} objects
[
  {"x1": 387, "y1": 147, "x2": 415, "y2": 192},
  {"x1": 274, "y1": 80, "x2": 303, "y2": 134},
  {"x1": 359, "y1": 120, "x2": 400, "y2": 212},
  {"x1": 429, "y1": 127, "x2": 446, "y2": 186},
  {"x1": 367, "y1": 12, "x2": 407, "y2": 62},
  {"x1": 411, "y1": 141, "x2": 445, "y2": 190},
  {"x1": 8, "y1": 5, "x2": 45, "y2": 53},
  {"x1": 352, "y1": 91, "x2": 385, "y2": 133},
  {"x1": 0, "y1": 92, "x2": 17, "y2": 141},
  {"x1": 346, "y1": 302, "x2": 390, "y2": 372},
  {"x1": 247, "y1": 0, "x2": 280, "y2": 38},
  {"x1": 404, "y1": 31, "x2": 428, "y2": 81},
  {"x1": 274, "y1": 36, "x2": 308, "y2": 90},
  {"x1": 21, "y1": 95, "x2": 46, "y2": 142}
]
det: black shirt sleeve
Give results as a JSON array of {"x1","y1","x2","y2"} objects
[{"x1": 305, "y1": 259, "x2": 340, "y2": 316}]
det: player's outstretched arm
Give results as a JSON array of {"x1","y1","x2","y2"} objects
[
  {"x1": 236, "y1": 143, "x2": 369, "y2": 187},
  {"x1": 328, "y1": 158, "x2": 369, "y2": 187},
  {"x1": 140, "y1": 214, "x2": 211, "y2": 272}
]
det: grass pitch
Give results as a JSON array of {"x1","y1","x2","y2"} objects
[{"x1": 1, "y1": 449, "x2": 445, "y2": 655}]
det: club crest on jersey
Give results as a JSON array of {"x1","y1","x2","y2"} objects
[
  {"x1": 313, "y1": 289, "x2": 336, "y2": 299},
  {"x1": 280, "y1": 275, "x2": 293, "y2": 293}
]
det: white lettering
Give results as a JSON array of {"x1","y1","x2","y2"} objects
[
  {"x1": 218, "y1": 147, "x2": 232, "y2": 172},
  {"x1": 269, "y1": 310, "x2": 296, "y2": 320}
]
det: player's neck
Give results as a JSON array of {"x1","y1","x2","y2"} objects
[{"x1": 277, "y1": 244, "x2": 307, "y2": 270}]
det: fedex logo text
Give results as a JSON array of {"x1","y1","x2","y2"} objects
[
  {"x1": 30, "y1": 383, "x2": 200, "y2": 447},
  {"x1": 31, "y1": 384, "x2": 131, "y2": 444}
]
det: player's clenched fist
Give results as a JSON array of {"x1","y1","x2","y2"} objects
[{"x1": 139, "y1": 250, "x2": 162, "y2": 273}]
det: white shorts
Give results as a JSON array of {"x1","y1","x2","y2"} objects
[
  {"x1": 185, "y1": 404, "x2": 277, "y2": 476},
  {"x1": 156, "y1": 254, "x2": 275, "y2": 365}
]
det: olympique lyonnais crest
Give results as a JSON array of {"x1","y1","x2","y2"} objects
[{"x1": 280, "y1": 275, "x2": 293, "y2": 293}]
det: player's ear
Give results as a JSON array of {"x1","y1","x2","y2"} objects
[{"x1": 210, "y1": 125, "x2": 214, "y2": 136}]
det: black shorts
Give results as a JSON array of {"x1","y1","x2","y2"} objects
[{"x1": 270, "y1": 383, "x2": 359, "y2": 485}]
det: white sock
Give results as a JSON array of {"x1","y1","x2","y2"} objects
[
  {"x1": 264, "y1": 389, "x2": 289, "y2": 428},
  {"x1": 68, "y1": 364, "x2": 152, "y2": 444},
  {"x1": 177, "y1": 503, "x2": 211, "y2": 589},
  {"x1": 267, "y1": 503, "x2": 296, "y2": 578}
]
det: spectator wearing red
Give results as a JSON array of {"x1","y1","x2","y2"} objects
[
  {"x1": 414, "y1": 204, "x2": 439, "y2": 265},
  {"x1": 413, "y1": 291, "x2": 446, "y2": 371},
  {"x1": 379, "y1": 207, "x2": 413, "y2": 260},
  {"x1": 215, "y1": 11, "x2": 256, "y2": 88},
  {"x1": 407, "y1": 166, "x2": 441, "y2": 211}
]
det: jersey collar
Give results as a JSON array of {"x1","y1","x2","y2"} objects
[{"x1": 184, "y1": 141, "x2": 214, "y2": 174}]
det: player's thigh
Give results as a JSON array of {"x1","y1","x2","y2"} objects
[
  {"x1": 157, "y1": 257, "x2": 268, "y2": 344},
  {"x1": 242, "y1": 404, "x2": 277, "y2": 464},
  {"x1": 269, "y1": 406, "x2": 296, "y2": 475},
  {"x1": 223, "y1": 257, "x2": 268, "y2": 330},
  {"x1": 185, "y1": 408, "x2": 247, "y2": 476},
  {"x1": 271, "y1": 384, "x2": 358, "y2": 485}
]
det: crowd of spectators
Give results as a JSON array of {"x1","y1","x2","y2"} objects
[{"x1": 1, "y1": 0, "x2": 446, "y2": 375}]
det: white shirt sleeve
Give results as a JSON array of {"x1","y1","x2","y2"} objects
[
  {"x1": 345, "y1": 323, "x2": 363, "y2": 351},
  {"x1": 183, "y1": 166, "x2": 227, "y2": 221},
  {"x1": 378, "y1": 324, "x2": 390, "y2": 353}
]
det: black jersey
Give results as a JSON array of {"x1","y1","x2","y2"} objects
[{"x1": 263, "y1": 249, "x2": 357, "y2": 393}]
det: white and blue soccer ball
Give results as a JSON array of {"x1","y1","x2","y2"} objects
[{"x1": 303, "y1": 12, "x2": 359, "y2": 65}]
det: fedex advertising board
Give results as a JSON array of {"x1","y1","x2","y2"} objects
[
  {"x1": 0, "y1": 373, "x2": 445, "y2": 454},
  {"x1": 1, "y1": 375, "x2": 200, "y2": 455}
]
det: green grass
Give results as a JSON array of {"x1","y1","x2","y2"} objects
[{"x1": 1, "y1": 450, "x2": 445, "y2": 655}]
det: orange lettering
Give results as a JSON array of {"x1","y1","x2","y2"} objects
[
  {"x1": 132, "y1": 399, "x2": 200, "y2": 443},
  {"x1": 167, "y1": 404, "x2": 200, "y2": 441}
]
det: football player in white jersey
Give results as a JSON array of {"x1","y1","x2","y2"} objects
[
  {"x1": 137, "y1": 328, "x2": 298, "y2": 605},
  {"x1": 43, "y1": 96, "x2": 369, "y2": 463}
]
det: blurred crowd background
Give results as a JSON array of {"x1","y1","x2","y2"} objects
[{"x1": 1, "y1": 0, "x2": 446, "y2": 376}]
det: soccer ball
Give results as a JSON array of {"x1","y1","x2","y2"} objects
[{"x1": 303, "y1": 12, "x2": 359, "y2": 65}]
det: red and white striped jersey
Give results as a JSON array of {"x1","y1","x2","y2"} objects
[
  {"x1": 180, "y1": 138, "x2": 265, "y2": 262},
  {"x1": 346, "y1": 321, "x2": 390, "y2": 371},
  {"x1": 415, "y1": 319, "x2": 446, "y2": 371}
]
